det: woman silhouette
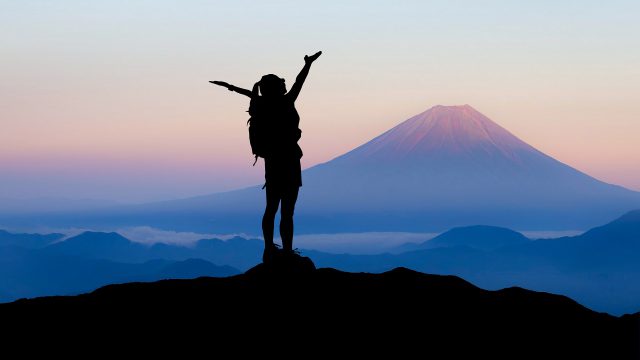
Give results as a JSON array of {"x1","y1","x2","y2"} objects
[{"x1": 211, "y1": 51, "x2": 321, "y2": 263}]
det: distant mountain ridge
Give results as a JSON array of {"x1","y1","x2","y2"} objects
[
  {"x1": 308, "y1": 209, "x2": 640, "y2": 314},
  {"x1": 44, "y1": 232, "x2": 263, "y2": 268},
  {"x1": 0, "y1": 230, "x2": 242, "y2": 302},
  {"x1": 2, "y1": 210, "x2": 639, "y2": 314},
  {"x1": 396, "y1": 225, "x2": 529, "y2": 252},
  {"x1": 0, "y1": 229, "x2": 64, "y2": 248},
  {"x1": 45, "y1": 231, "x2": 147, "y2": 262},
  {"x1": 580, "y1": 209, "x2": 640, "y2": 242}
]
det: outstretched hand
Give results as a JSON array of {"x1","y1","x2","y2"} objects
[
  {"x1": 210, "y1": 80, "x2": 233, "y2": 91},
  {"x1": 304, "y1": 51, "x2": 322, "y2": 64}
]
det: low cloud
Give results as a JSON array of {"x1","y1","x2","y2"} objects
[
  {"x1": 520, "y1": 230, "x2": 584, "y2": 239},
  {"x1": 25, "y1": 226, "x2": 253, "y2": 247},
  {"x1": 116, "y1": 227, "x2": 253, "y2": 246},
  {"x1": 111, "y1": 228, "x2": 436, "y2": 254},
  {"x1": 292, "y1": 232, "x2": 437, "y2": 254},
  {"x1": 3, "y1": 224, "x2": 583, "y2": 254},
  {"x1": 30, "y1": 226, "x2": 435, "y2": 254}
]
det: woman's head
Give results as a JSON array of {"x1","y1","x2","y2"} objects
[{"x1": 259, "y1": 74, "x2": 286, "y2": 96}]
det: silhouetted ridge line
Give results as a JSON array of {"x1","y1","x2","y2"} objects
[{"x1": 2, "y1": 260, "x2": 637, "y2": 358}]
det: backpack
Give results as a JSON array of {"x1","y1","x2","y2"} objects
[
  {"x1": 247, "y1": 95, "x2": 302, "y2": 166},
  {"x1": 247, "y1": 97, "x2": 270, "y2": 165}
]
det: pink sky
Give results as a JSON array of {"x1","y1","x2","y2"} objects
[{"x1": 1, "y1": 1, "x2": 639, "y2": 202}]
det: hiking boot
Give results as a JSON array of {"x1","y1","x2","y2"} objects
[
  {"x1": 262, "y1": 243, "x2": 281, "y2": 264},
  {"x1": 280, "y1": 249, "x2": 316, "y2": 273},
  {"x1": 282, "y1": 248, "x2": 301, "y2": 258}
]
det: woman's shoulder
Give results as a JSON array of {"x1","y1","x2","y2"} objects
[{"x1": 283, "y1": 92, "x2": 298, "y2": 102}]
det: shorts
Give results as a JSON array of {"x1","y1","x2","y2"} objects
[{"x1": 264, "y1": 156, "x2": 302, "y2": 188}]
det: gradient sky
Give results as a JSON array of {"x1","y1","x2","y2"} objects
[{"x1": 2, "y1": 0, "x2": 639, "y2": 203}]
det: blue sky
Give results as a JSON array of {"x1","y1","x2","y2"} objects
[{"x1": 2, "y1": 0, "x2": 639, "y2": 202}]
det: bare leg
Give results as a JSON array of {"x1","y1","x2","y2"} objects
[
  {"x1": 262, "y1": 186, "x2": 281, "y2": 249},
  {"x1": 280, "y1": 186, "x2": 299, "y2": 252}
]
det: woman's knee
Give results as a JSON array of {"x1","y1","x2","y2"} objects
[
  {"x1": 280, "y1": 207, "x2": 295, "y2": 219},
  {"x1": 263, "y1": 207, "x2": 278, "y2": 219}
]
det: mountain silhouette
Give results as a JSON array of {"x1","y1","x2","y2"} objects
[
  {"x1": 43, "y1": 231, "x2": 263, "y2": 268},
  {"x1": 2, "y1": 263, "x2": 638, "y2": 358},
  {"x1": 2, "y1": 211, "x2": 640, "y2": 313},
  {"x1": 307, "y1": 209, "x2": 640, "y2": 314},
  {"x1": 396, "y1": 224, "x2": 529, "y2": 252},
  {"x1": 0, "y1": 242, "x2": 240, "y2": 302},
  {"x1": 0, "y1": 229, "x2": 64, "y2": 249},
  {"x1": 580, "y1": 209, "x2": 640, "y2": 244},
  {"x1": 40, "y1": 104, "x2": 640, "y2": 234},
  {"x1": 299, "y1": 104, "x2": 640, "y2": 231},
  {"x1": 521, "y1": 209, "x2": 640, "y2": 272},
  {"x1": 44, "y1": 231, "x2": 149, "y2": 262}
]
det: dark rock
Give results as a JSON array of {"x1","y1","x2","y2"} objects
[{"x1": 2, "y1": 265, "x2": 637, "y2": 358}]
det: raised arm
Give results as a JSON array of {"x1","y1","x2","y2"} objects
[
  {"x1": 209, "y1": 81, "x2": 253, "y2": 98},
  {"x1": 287, "y1": 51, "x2": 322, "y2": 102}
]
